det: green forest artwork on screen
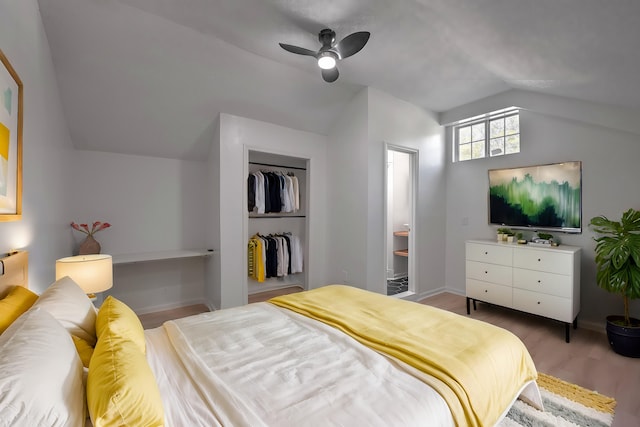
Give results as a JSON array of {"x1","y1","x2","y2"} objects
[{"x1": 489, "y1": 161, "x2": 581, "y2": 231}]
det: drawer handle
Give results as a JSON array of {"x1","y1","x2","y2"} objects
[
  {"x1": 538, "y1": 258, "x2": 541, "y2": 262},
  {"x1": 484, "y1": 290, "x2": 488, "y2": 293},
  {"x1": 537, "y1": 301, "x2": 541, "y2": 304},
  {"x1": 485, "y1": 271, "x2": 488, "y2": 274},
  {"x1": 537, "y1": 280, "x2": 541, "y2": 283},
  {"x1": 484, "y1": 251, "x2": 488, "y2": 255}
]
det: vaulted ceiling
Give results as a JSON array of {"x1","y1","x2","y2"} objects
[{"x1": 38, "y1": 0, "x2": 640, "y2": 159}]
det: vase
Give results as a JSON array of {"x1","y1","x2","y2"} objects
[{"x1": 79, "y1": 235, "x2": 101, "y2": 255}]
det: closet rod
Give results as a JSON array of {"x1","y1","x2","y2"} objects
[{"x1": 249, "y1": 161, "x2": 306, "y2": 171}]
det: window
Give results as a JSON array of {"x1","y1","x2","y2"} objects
[{"x1": 454, "y1": 108, "x2": 520, "y2": 162}]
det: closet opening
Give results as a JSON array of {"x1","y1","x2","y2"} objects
[
  {"x1": 246, "y1": 150, "x2": 309, "y2": 299},
  {"x1": 384, "y1": 145, "x2": 416, "y2": 297}
]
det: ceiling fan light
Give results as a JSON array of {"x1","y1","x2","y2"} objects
[{"x1": 317, "y1": 52, "x2": 337, "y2": 69}]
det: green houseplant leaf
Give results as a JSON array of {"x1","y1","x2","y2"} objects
[{"x1": 590, "y1": 208, "x2": 640, "y2": 325}]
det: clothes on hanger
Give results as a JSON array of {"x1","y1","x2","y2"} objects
[
  {"x1": 248, "y1": 233, "x2": 303, "y2": 282},
  {"x1": 248, "y1": 170, "x2": 300, "y2": 214}
]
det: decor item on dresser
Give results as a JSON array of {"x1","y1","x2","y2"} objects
[
  {"x1": 71, "y1": 221, "x2": 111, "y2": 254},
  {"x1": 55, "y1": 254, "x2": 113, "y2": 300},
  {"x1": 0, "y1": 49, "x2": 23, "y2": 222},
  {"x1": 465, "y1": 239, "x2": 581, "y2": 342},
  {"x1": 497, "y1": 227, "x2": 512, "y2": 242},
  {"x1": 590, "y1": 208, "x2": 640, "y2": 357}
]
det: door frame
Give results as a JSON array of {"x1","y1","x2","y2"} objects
[{"x1": 383, "y1": 143, "x2": 418, "y2": 296}]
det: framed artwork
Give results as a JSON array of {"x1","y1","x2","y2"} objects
[
  {"x1": 488, "y1": 161, "x2": 582, "y2": 233},
  {"x1": 0, "y1": 49, "x2": 23, "y2": 221}
]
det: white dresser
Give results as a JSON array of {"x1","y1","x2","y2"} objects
[{"x1": 465, "y1": 239, "x2": 581, "y2": 342}]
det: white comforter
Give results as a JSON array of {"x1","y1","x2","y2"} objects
[{"x1": 146, "y1": 302, "x2": 455, "y2": 427}]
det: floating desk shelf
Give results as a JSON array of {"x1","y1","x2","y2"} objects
[
  {"x1": 111, "y1": 249, "x2": 216, "y2": 265},
  {"x1": 393, "y1": 249, "x2": 409, "y2": 257}
]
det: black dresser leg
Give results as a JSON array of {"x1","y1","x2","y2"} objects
[{"x1": 466, "y1": 297, "x2": 470, "y2": 315}]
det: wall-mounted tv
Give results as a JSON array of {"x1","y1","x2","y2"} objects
[{"x1": 488, "y1": 161, "x2": 582, "y2": 233}]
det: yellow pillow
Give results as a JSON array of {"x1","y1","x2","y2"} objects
[
  {"x1": 87, "y1": 328, "x2": 164, "y2": 427},
  {"x1": 0, "y1": 286, "x2": 38, "y2": 334},
  {"x1": 96, "y1": 295, "x2": 146, "y2": 354},
  {"x1": 72, "y1": 335, "x2": 94, "y2": 368}
]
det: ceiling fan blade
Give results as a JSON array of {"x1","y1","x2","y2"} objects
[
  {"x1": 321, "y1": 67, "x2": 339, "y2": 83},
  {"x1": 335, "y1": 31, "x2": 370, "y2": 59},
  {"x1": 279, "y1": 43, "x2": 317, "y2": 57}
]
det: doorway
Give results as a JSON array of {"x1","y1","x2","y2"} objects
[{"x1": 384, "y1": 145, "x2": 417, "y2": 297}]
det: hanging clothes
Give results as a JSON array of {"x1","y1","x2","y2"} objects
[
  {"x1": 248, "y1": 170, "x2": 300, "y2": 214},
  {"x1": 248, "y1": 235, "x2": 266, "y2": 282},
  {"x1": 247, "y1": 232, "x2": 303, "y2": 281}
]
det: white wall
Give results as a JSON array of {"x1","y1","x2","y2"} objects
[
  {"x1": 211, "y1": 113, "x2": 328, "y2": 309},
  {"x1": 327, "y1": 87, "x2": 446, "y2": 298},
  {"x1": 205, "y1": 117, "x2": 221, "y2": 308},
  {"x1": 326, "y1": 90, "x2": 369, "y2": 288},
  {"x1": 70, "y1": 151, "x2": 208, "y2": 313},
  {"x1": 443, "y1": 90, "x2": 640, "y2": 326},
  {"x1": 368, "y1": 88, "x2": 447, "y2": 299},
  {"x1": 0, "y1": 0, "x2": 75, "y2": 292}
]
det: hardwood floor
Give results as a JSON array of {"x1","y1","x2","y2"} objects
[
  {"x1": 420, "y1": 292, "x2": 640, "y2": 427},
  {"x1": 139, "y1": 289, "x2": 639, "y2": 426}
]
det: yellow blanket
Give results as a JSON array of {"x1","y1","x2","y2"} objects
[{"x1": 269, "y1": 285, "x2": 537, "y2": 427}]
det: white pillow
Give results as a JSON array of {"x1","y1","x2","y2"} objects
[
  {"x1": 33, "y1": 276, "x2": 98, "y2": 345},
  {"x1": 0, "y1": 307, "x2": 85, "y2": 427}
]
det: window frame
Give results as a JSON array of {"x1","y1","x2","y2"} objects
[{"x1": 454, "y1": 108, "x2": 520, "y2": 162}]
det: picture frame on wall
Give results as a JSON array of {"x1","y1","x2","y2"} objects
[{"x1": 0, "y1": 48, "x2": 23, "y2": 221}]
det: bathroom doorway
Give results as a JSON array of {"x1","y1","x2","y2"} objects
[{"x1": 384, "y1": 145, "x2": 417, "y2": 297}]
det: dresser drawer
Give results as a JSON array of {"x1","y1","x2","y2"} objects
[
  {"x1": 513, "y1": 248, "x2": 573, "y2": 275},
  {"x1": 513, "y1": 268, "x2": 572, "y2": 298},
  {"x1": 466, "y1": 243, "x2": 512, "y2": 266},
  {"x1": 466, "y1": 279, "x2": 513, "y2": 308},
  {"x1": 513, "y1": 289, "x2": 573, "y2": 322},
  {"x1": 466, "y1": 261, "x2": 512, "y2": 286}
]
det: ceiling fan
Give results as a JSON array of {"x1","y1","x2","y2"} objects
[{"x1": 279, "y1": 28, "x2": 370, "y2": 83}]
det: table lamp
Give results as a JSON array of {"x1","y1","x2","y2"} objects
[{"x1": 55, "y1": 254, "x2": 113, "y2": 299}]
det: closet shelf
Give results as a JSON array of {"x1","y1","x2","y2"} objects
[
  {"x1": 394, "y1": 249, "x2": 409, "y2": 257},
  {"x1": 112, "y1": 249, "x2": 216, "y2": 265},
  {"x1": 393, "y1": 231, "x2": 409, "y2": 237}
]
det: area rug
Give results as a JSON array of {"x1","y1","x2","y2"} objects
[{"x1": 499, "y1": 373, "x2": 617, "y2": 427}]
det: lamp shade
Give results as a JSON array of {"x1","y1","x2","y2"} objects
[{"x1": 56, "y1": 254, "x2": 113, "y2": 294}]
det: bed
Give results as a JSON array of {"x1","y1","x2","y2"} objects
[{"x1": 0, "y1": 251, "x2": 543, "y2": 427}]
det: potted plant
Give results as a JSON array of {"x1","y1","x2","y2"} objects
[
  {"x1": 516, "y1": 232, "x2": 527, "y2": 244},
  {"x1": 536, "y1": 232, "x2": 553, "y2": 242},
  {"x1": 590, "y1": 208, "x2": 640, "y2": 357},
  {"x1": 506, "y1": 231, "x2": 515, "y2": 243}
]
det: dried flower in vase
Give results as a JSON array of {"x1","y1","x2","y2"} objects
[{"x1": 70, "y1": 221, "x2": 111, "y2": 237}]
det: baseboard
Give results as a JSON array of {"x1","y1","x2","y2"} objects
[
  {"x1": 411, "y1": 286, "x2": 450, "y2": 302},
  {"x1": 578, "y1": 319, "x2": 606, "y2": 334}
]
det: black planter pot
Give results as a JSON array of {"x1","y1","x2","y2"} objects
[{"x1": 606, "y1": 315, "x2": 640, "y2": 358}]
